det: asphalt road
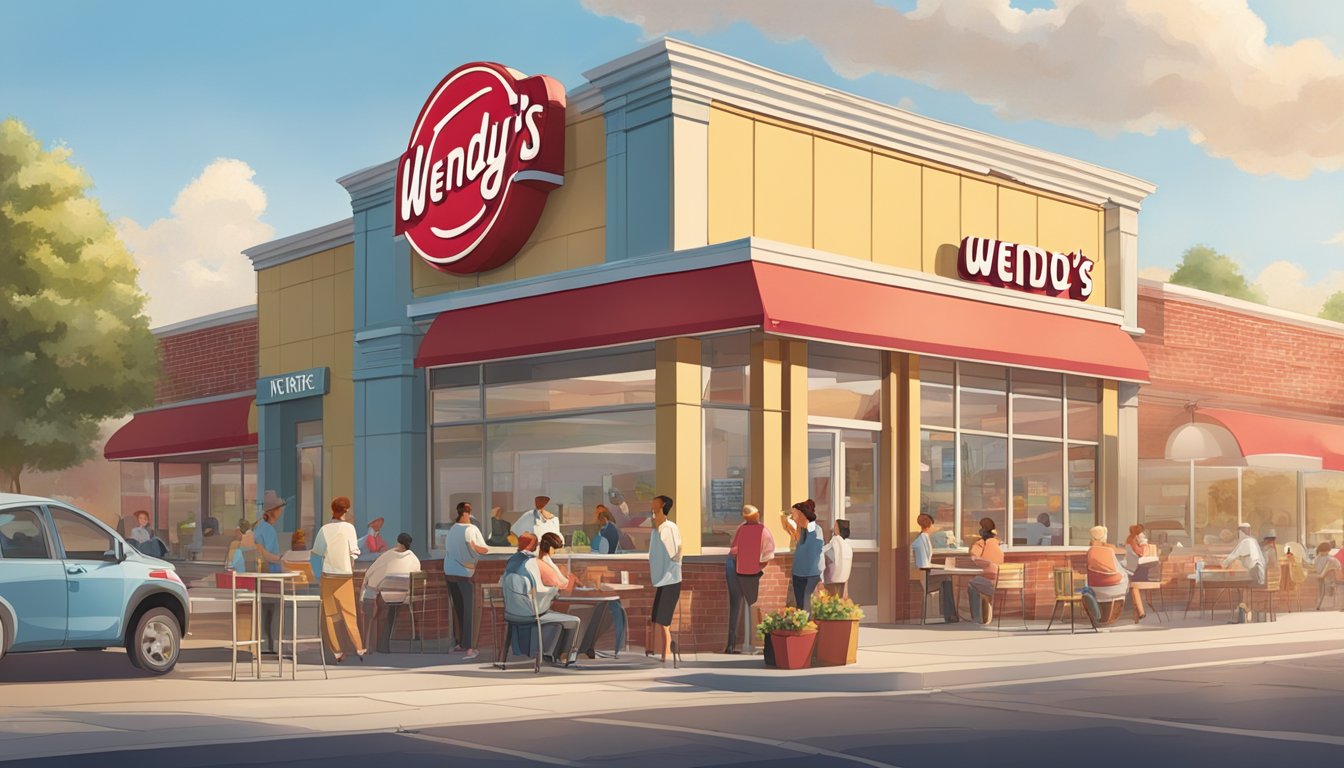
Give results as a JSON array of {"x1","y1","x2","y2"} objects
[{"x1": 13, "y1": 653, "x2": 1344, "y2": 768}]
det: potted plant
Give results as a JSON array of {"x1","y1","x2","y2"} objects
[
  {"x1": 756, "y1": 611, "x2": 779, "y2": 667},
  {"x1": 762, "y1": 607, "x2": 817, "y2": 670},
  {"x1": 811, "y1": 591, "x2": 864, "y2": 666}
]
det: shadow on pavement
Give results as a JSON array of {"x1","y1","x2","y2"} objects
[
  {"x1": 664, "y1": 670, "x2": 922, "y2": 693},
  {"x1": 0, "y1": 649, "x2": 157, "y2": 683}
]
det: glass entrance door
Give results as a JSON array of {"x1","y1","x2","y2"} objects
[{"x1": 808, "y1": 427, "x2": 880, "y2": 609}]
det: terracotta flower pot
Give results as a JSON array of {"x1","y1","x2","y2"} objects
[
  {"x1": 770, "y1": 629, "x2": 817, "y2": 670},
  {"x1": 814, "y1": 619, "x2": 859, "y2": 666}
]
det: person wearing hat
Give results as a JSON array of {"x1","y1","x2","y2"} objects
[
  {"x1": 253, "y1": 491, "x2": 287, "y2": 654},
  {"x1": 511, "y1": 495, "x2": 562, "y2": 545},
  {"x1": 1223, "y1": 521, "x2": 1267, "y2": 585},
  {"x1": 1260, "y1": 527, "x2": 1279, "y2": 573}
]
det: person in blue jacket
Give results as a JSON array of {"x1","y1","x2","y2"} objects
[{"x1": 781, "y1": 499, "x2": 824, "y2": 615}]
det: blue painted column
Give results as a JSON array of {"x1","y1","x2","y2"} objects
[{"x1": 340, "y1": 164, "x2": 428, "y2": 555}]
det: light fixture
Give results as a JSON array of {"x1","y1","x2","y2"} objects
[{"x1": 1165, "y1": 403, "x2": 1241, "y2": 462}]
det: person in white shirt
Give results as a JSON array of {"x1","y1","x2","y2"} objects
[
  {"x1": 912, "y1": 513, "x2": 958, "y2": 623},
  {"x1": 1222, "y1": 522, "x2": 1267, "y2": 586},
  {"x1": 129, "y1": 510, "x2": 153, "y2": 544},
  {"x1": 310, "y1": 496, "x2": 365, "y2": 663},
  {"x1": 360, "y1": 532, "x2": 421, "y2": 649},
  {"x1": 512, "y1": 495, "x2": 562, "y2": 545},
  {"x1": 444, "y1": 501, "x2": 489, "y2": 659},
  {"x1": 647, "y1": 495, "x2": 682, "y2": 663},
  {"x1": 822, "y1": 519, "x2": 854, "y2": 598}
]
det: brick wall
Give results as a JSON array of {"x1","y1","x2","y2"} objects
[
  {"x1": 1136, "y1": 283, "x2": 1344, "y2": 422},
  {"x1": 155, "y1": 318, "x2": 258, "y2": 404}
]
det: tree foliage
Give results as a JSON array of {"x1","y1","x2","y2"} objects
[
  {"x1": 1168, "y1": 244, "x2": 1264, "y2": 304},
  {"x1": 1320, "y1": 291, "x2": 1344, "y2": 323},
  {"x1": 0, "y1": 118, "x2": 159, "y2": 493}
]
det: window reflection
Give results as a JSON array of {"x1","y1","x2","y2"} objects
[{"x1": 808, "y1": 343, "x2": 881, "y2": 422}]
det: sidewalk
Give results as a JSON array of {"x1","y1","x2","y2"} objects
[{"x1": 2, "y1": 610, "x2": 1341, "y2": 762}]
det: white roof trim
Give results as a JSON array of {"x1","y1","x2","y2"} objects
[
  {"x1": 337, "y1": 159, "x2": 398, "y2": 198},
  {"x1": 408, "y1": 236, "x2": 1125, "y2": 327},
  {"x1": 244, "y1": 218, "x2": 354, "y2": 271},
  {"x1": 132, "y1": 390, "x2": 255, "y2": 415},
  {"x1": 152, "y1": 305, "x2": 256, "y2": 337},
  {"x1": 583, "y1": 39, "x2": 1156, "y2": 209},
  {"x1": 1141, "y1": 278, "x2": 1344, "y2": 336}
]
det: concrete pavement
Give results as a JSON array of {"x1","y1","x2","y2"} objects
[{"x1": 2, "y1": 609, "x2": 1342, "y2": 763}]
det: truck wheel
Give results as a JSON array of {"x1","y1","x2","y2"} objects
[{"x1": 129, "y1": 608, "x2": 180, "y2": 675}]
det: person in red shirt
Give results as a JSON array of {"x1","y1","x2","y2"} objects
[{"x1": 725, "y1": 504, "x2": 775, "y2": 653}]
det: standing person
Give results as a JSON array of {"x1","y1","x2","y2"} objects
[
  {"x1": 823, "y1": 518, "x2": 854, "y2": 598},
  {"x1": 311, "y1": 497, "x2": 366, "y2": 663},
  {"x1": 966, "y1": 517, "x2": 1004, "y2": 624},
  {"x1": 913, "y1": 513, "x2": 958, "y2": 623},
  {"x1": 725, "y1": 504, "x2": 775, "y2": 654},
  {"x1": 444, "y1": 501, "x2": 489, "y2": 660},
  {"x1": 364, "y1": 517, "x2": 388, "y2": 555},
  {"x1": 1223, "y1": 522, "x2": 1267, "y2": 585},
  {"x1": 512, "y1": 495, "x2": 562, "y2": 545},
  {"x1": 361, "y1": 533, "x2": 421, "y2": 651},
  {"x1": 590, "y1": 505, "x2": 621, "y2": 555},
  {"x1": 281, "y1": 529, "x2": 315, "y2": 584},
  {"x1": 226, "y1": 520, "x2": 256, "y2": 573},
  {"x1": 647, "y1": 495, "x2": 682, "y2": 663},
  {"x1": 486, "y1": 505, "x2": 512, "y2": 547},
  {"x1": 781, "y1": 500, "x2": 824, "y2": 615},
  {"x1": 252, "y1": 494, "x2": 285, "y2": 655}
]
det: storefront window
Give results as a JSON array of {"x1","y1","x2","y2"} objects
[
  {"x1": 702, "y1": 334, "x2": 750, "y2": 405},
  {"x1": 703, "y1": 408, "x2": 750, "y2": 548},
  {"x1": 1242, "y1": 468, "x2": 1299, "y2": 545},
  {"x1": 118, "y1": 462, "x2": 154, "y2": 536},
  {"x1": 808, "y1": 343, "x2": 881, "y2": 422},
  {"x1": 1305, "y1": 471, "x2": 1344, "y2": 548},
  {"x1": 431, "y1": 424, "x2": 484, "y2": 549},
  {"x1": 157, "y1": 463, "x2": 201, "y2": 561},
  {"x1": 429, "y1": 345, "x2": 659, "y2": 553},
  {"x1": 485, "y1": 346, "x2": 655, "y2": 418},
  {"x1": 1137, "y1": 459, "x2": 1192, "y2": 553},
  {"x1": 840, "y1": 430, "x2": 878, "y2": 541},
  {"x1": 1193, "y1": 466, "x2": 1239, "y2": 547},
  {"x1": 921, "y1": 358, "x2": 1101, "y2": 546},
  {"x1": 204, "y1": 460, "x2": 248, "y2": 564}
]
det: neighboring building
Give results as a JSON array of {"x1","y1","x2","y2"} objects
[
  {"x1": 103, "y1": 306, "x2": 258, "y2": 562},
  {"x1": 237, "y1": 38, "x2": 1154, "y2": 634},
  {"x1": 1136, "y1": 280, "x2": 1344, "y2": 556}
]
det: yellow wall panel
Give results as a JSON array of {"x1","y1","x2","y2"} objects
[
  {"x1": 813, "y1": 137, "x2": 872, "y2": 261},
  {"x1": 332, "y1": 270, "x2": 354, "y2": 333},
  {"x1": 567, "y1": 227, "x2": 605, "y2": 270},
  {"x1": 871, "y1": 155, "x2": 921, "y2": 270},
  {"x1": 514, "y1": 236, "x2": 568, "y2": 280},
  {"x1": 324, "y1": 377, "x2": 354, "y2": 453},
  {"x1": 309, "y1": 334, "x2": 334, "y2": 370},
  {"x1": 531, "y1": 162, "x2": 605, "y2": 242},
  {"x1": 332, "y1": 244, "x2": 354, "y2": 274},
  {"x1": 277, "y1": 340, "x2": 313, "y2": 372},
  {"x1": 333, "y1": 333, "x2": 353, "y2": 384},
  {"x1": 478, "y1": 260, "x2": 516, "y2": 286},
  {"x1": 960, "y1": 177, "x2": 997, "y2": 242},
  {"x1": 708, "y1": 107, "x2": 755, "y2": 244},
  {"x1": 277, "y1": 281, "x2": 314, "y2": 346},
  {"x1": 258, "y1": 266, "x2": 281, "y2": 294},
  {"x1": 997, "y1": 187, "x2": 1038, "y2": 246},
  {"x1": 327, "y1": 444, "x2": 354, "y2": 503},
  {"x1": 753, "y1": 123, "x2": 813, "y2": 247},
  {"x1": 311, "y1": 248, "x2": 334, "y2": 278},
  {"x1": 259, "y1": 347, "x2": 280, "y2": 378},
  {"x1": 278, "y1": 255, "x2": 312, "y2": 288},
  {"x1": 258, "y1": 290, "x2": 280, "y2": 350},
  {"x1": 565, "y1": 116, "x2": 605, "y2": 172},
  {"x1": 310, "y1": 275, "x2": 335, "y2": 337},
  {"x1": 1039, "y1": 198, "x2": 1104, "y2": 306},
  {"x1": 921, "y1": 168, "x2": 960, "y2": 277}
]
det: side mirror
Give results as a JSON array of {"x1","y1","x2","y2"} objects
[{"x1": 104, "y1": 540, "x2": 128, "y2": 563}]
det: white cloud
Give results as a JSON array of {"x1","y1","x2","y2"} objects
[
  {"x1": 1252, "y1": 259, "x2": 1344, "y2": 315},
  {"x1": 116, "y1": 159, "x2": 273, "y2": 327},
  {"x1": 1139, "y1": 266, "x2": 1172, "y2": 282},
  {"x1": 1326, "y1": 231, "x2": 1344, "y2": 246},
  {"x1": 583, "y1": 0, "x2": 1344, "y2": 178}
]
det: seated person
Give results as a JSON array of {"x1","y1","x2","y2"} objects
[
  {"x1": 226, "y1": 521, "x2": 256, "y2": 572},
  {"x1": 538, "y1": 532, "x2": 580, "y2": 591},
  {"x1": 1087, "y1": 526, "x2": 1133, "y2": 624},
  {"x1": 129, "y1": 510, "x2": 153, "y2": 544},
  {"x1": 501, "y1": 533, "x2": 581, "y2": 665},
  {"x1": 590, "y1": 506, "x2": 621, "y2": 555},
  {"x1": 1222, "y1": 522, "x2": 1266, "y2": 585},
  {"x1": 361, "y1": 533, "x2": 421, "y2": 645}
]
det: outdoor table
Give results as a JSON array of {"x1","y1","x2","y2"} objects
[
  {"x1": 929, "y1": 562, "x2": 984, "y2": 622},
  {"x1": 554, "y1": 583, "x2": 640, "y2": 658},
  {"x1": 227, "y1": 570, "x2": 300, "y2": 681},
  {"x1": 1185, "y1": 570, "x2": 1256, "y2": 620}
]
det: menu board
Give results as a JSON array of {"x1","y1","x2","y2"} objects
[{"x1": 710, "y1": 478, "x2": 745, "y2": 524}]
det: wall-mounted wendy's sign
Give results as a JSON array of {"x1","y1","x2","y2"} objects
[
  {"x1": 395, "y1": 62, "x2": 566, "y2": 274},
  {"x1": 957, "y1": 236, "x2": 1095, "y2": 302}
]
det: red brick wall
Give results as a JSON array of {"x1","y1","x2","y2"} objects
[
  {"x1": 155, "y1": 319, "x2": 258, "y2": 404},
  {"x1": 1136, "y1": 284, "x2": 1344, "y2": 420}
]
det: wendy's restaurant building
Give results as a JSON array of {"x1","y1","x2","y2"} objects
[{"x1": 223, "y1": 39, "x2": 1157, "y2": 649}]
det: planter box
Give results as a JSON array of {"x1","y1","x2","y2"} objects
[
  {"x1": 770, "y1": 629, "x2": 817, "y2": 670},
  {"x1": 814, "y1": 619, "x2": 859, "y2": 666}
]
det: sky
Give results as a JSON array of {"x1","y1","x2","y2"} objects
[{"x1": 1, "y1": 0, "x2": 1341, "y2": 326}]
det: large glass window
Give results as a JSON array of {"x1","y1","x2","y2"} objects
[
  {"x1": 118, "y1": 462, "x2": 154, "y2": 538},
  {"x1": 1305, "y1": 471, "x2": 1344, "y2": 548},
  {"x1": 1137, "y1": 459, "x2": 1192, "y2": 554},
  {"x1": 429, "y1": 344, "x2": 657, "y2": 553},
  {"x1": 702, "y1": 334, "x2": 750, "y2": 405},
  {"x1": 808, "y1": 344, "x2": 881, "y2": 422},
  {"x1": 157, "y1": 463, "x2": 201, "y2": 560},
  {"x1": 1193, "y1": 466, "x2": 1239, "y2": 546},
  {"x1": 1242, "y1": 468, "x2": 1299, "y2": 545},
  {"x1": 704, "y1": 408, "x2": 750, "y2": 548},
  {"x1": 920, "y1": 359, "x2": 1102, "y2": 546}
]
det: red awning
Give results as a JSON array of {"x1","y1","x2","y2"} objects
[
  {"x1": 1198, "y1": 408, "x2": 1344, "y2": 471},
  {"x1": 415, "y1": 261, "x2": 1149, "y2": 382},
  {"x1": 104, "y1": 395, "x2": 257, "y2": 461}
]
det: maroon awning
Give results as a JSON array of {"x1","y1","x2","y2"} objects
[
  {"x1": 415, "y1": 261, "x2": 1149, "y2": 383},
  {"x1": 104, "y1": 395, "x2": 256, "y2": 461}
]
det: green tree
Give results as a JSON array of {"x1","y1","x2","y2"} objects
[
  {"x1": 1321, "y1": 291, "x2": 1344, "y2": 323},
  {"x1": 0, "y1": 118, "x2": 159, "y2": 493},
  {"x1": 1168, "y1": 244, "x2": 1264, "y2": 303}
]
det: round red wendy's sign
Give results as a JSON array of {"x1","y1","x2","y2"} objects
[{"x1": 395, "y1": 62, "x2": 566, "y2": 274}]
